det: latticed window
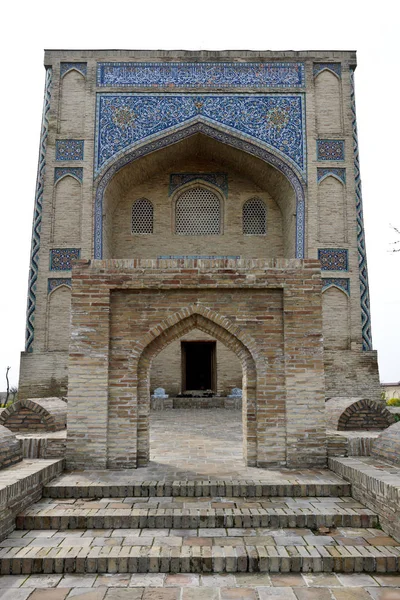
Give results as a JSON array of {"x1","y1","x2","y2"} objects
[
  {"x1": 131, "y1": 198, "x2": 153, "y2": 234},
  {"x1": 243, "y1": 198, "x2": 267, "y2": 235},
  {"x1": 175, "y1": 187, "x2": 221, "y2": 235}
]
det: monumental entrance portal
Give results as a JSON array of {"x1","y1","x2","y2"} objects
[
  {"x1": 66, "y1": 258, "x2": 326, "y2": 469},
  {"x1": 18, "y1": 50, "x2": 381, "y2": 470}
]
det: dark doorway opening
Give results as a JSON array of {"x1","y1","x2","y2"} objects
[{"x1": 181, "y1": 341, "x2": 216, "y2": 391}]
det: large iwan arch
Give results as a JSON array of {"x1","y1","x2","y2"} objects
[{"x1": 94, "y1": 123, "x2": 306, "y2": 259}]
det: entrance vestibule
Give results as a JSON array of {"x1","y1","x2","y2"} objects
[{"x1": 181, "y1": 341, "x2": 216, "y2": 392}]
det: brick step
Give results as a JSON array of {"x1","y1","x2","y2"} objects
[
  {"x1": 16, "y1": 505, "x2": 379, "y2": 531},
  {"x1": 1, "y1": 543, "x2": 400, "y2": 575},
  {"x1": 43, "y1": 481, "x2": 352, "y2": 499}
]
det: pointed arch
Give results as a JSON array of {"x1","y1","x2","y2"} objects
[
  {"x1": 318, "y1": 173, "x2": 345, "y2": 186},
  {"x1": 322, "y1": 282, "x2": 349, "y2": 297},
  {"x1": 94, "y1": 122, "x2": 306, "y2": 259},
  {"x1": 55, "y1": 172, "x2": 82, "y2": 186},
  {"x1": 52, "y1": 174, "x2": 82, "y2": 244},
  {"x1": 107, "y1": 305, "x2": 263, "y2": 469}
]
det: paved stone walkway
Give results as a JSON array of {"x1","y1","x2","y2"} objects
[
  {"x1": 0, "y1": 572, "x2": 399, "y2": 598},
  {"x1": 48, "y1": 410, "x2": 348, "y2": 485}
]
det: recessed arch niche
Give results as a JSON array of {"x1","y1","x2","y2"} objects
[{"x1": 97, "y1": 132, "x2": 304, "y2": 260}]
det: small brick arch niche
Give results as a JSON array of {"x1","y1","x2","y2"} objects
[
  {"x1": 0, "y1": 398, "x2": 67, "y2": 433},
  {"x1": 326, "y1": 397, "x2": 395, "y2": 431}
]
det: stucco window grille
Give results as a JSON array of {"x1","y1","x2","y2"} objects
[
  {"x1": 243, "y1": 198, "x2": 267, "y2": 235},
  {"x1": 175, "y1": 187, "x2": 221, "y2": 235},
  {"x1": 131, "y1": 198, "x2": 153, "y2": 234}
]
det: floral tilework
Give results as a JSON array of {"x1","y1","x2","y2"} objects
[
  {"x1": 94, "y1": 122, "x2": 306, "y2": 260},
  {"x1": 95, "y1": 94, "x2": 306, "y2": 176},
  {"x1": 318, "y1": 249, "x2": 348, "y2": 271},
  {"x1": 54, "y1": 167, "x2": 83, "y2": 184},
  {"x1": 313, "y1": 63, "x2": 341, "y2": 79},
  {"x1": 317, "y1": 140, "x2": 345, "y2": 161},
  {"x1": 60, "y1": 62, "x2": 87, "y2": 78},
  {"x1": 50, "y1": 248, "x2": 80, "y2": 271},
  {"x1": 322, "y1": 277, "x2": 350, "y2": 295},
  {"x1": 56, "y1": 140, "x2": 84, "y2": 161},
  {"x1": 48, "y1": 278, "x2": 72, "y2": 293},
  {"x1": 97, "y1": 62, "x2": 305, "y2": 88},
  {"x1": 317, "y1": 167, "x2": 346, "y2": 185},
  {"x1": 169, "y1": 173, "x2": 228, "y2": 196}
]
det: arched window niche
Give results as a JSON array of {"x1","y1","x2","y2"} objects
[
  {"x1": 131, "y1": 198, "x2": 154, "y2": 234},
  {"x1": 174, "y1": 184, "x2": 223, "y2": 236},
  {"x1": 243, "y1": 197, "x2": 267, "y2": 235}
]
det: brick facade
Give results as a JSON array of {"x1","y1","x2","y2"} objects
[
  {"x1": 18, "y1": 50, "x2": 380, "y2": 404},
  {"x1": 66, "y1": 258, "x2": 326, "y2": 470}
]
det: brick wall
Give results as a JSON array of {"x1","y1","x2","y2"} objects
[
  {"x1": 371, "y1": 422, "x2": 400, "y2": 465},
  {"x1": 66, "y1": 258, "x2": 326, "y2": 471},
  {"x1": 0, "y1": 426, "x2": 22, "y2": 470}
]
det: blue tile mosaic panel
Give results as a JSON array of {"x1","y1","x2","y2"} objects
[
  {"x1": 56, "y1": 140, "x2": 84, "y2": 161},
  {"x1": 50, "y1": 248, "x2": 81, "y2": 271},
  {"x1": 318, "y1": 249, "x2": 348, "y2": 271},
  {"x1": 317, "y1": 139, "x2": 345, "y2": 161},
  {"x1": 54, "y1": 167, "x2": 83, "y2": 184},
  {"x1": 322, "y1": 277, "x2": 350, "y2": 295},
  {"x1": 169, "y1": 173, "x2": 228, "y2": 196},
  {"x1": 48, "y1": 278, "x2": 72, "y2": 293},
  {"x1": 97, "y1": 62, "x2": 305, "y2": 88},
  {"x1": 94, "y1": 122, "x2": 306, "y2": 260},
  {"x1": 313, "y1": 63, "x2": 341, "y2": 79},
  {"x1": 25, "y1": 67, "x2": 52, "y2": 352},
  {"x1": 317, "y1": 167, "x2": 346, "y2": 185},
  {"x1": 351, "y1": 68, "x2": 372, "y2": 350},
  {"x1": 95, "y1": 94, "x2": 305, "y2": 176},
  {"x1": 60, "y1": 62, "x2": 87, "y2": 78}
]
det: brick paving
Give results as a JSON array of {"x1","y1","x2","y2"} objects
[
  {"x1": 45, "y1": 411, "x2": 349, "y2": 491},
  {"x1": 0, "y1": 572, "x2": 399, "y2": 598}
]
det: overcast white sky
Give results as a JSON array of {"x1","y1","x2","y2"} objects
[{"x1": 0, "y1": 0, "x2": 399, "y2": 389}]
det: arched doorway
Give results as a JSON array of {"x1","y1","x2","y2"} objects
[{"x1": 119, "y1": 308, "x2": 259, "y2": 468}]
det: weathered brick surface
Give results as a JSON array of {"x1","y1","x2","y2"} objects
[
  {"x1": 0, "y1": 459, "x2": 64, "y2": 541},
  {"x1": 371, "y1": 422, "x2": 400, "y2": 466},
  {"x1": 67, "y1": 258, "x2": 326, "y2": 471},
  {"x1": 0, "y1": 425, "x2": 22, "y2": 469},
  {"x1": 0, "y1": 398, "x2": 67, "y2": 433},
  {"x1": 329, "y1": 456, "x2": 400, "y2": 542}
]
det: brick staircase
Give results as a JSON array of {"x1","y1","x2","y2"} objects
[{"x1": 1, "y1": 477, "x2": 399, "y2": 576}]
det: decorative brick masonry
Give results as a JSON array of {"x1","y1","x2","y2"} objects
[
  {"x1": 0, "y1": 398, "x2": 67, "y2": 433},
  {"x1": 67, "y1": 257, "x2": 326, "y2": 470},
  {"x1": 325, "y1": 397, "x2": 395, "y2": 431},
  {"x1": 0, "y1": 425, "x2": 22, "y2": 469}
]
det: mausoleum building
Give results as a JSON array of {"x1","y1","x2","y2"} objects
[{"x1": 19, "y1": 50, "x2": 380, "y2": 469}]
